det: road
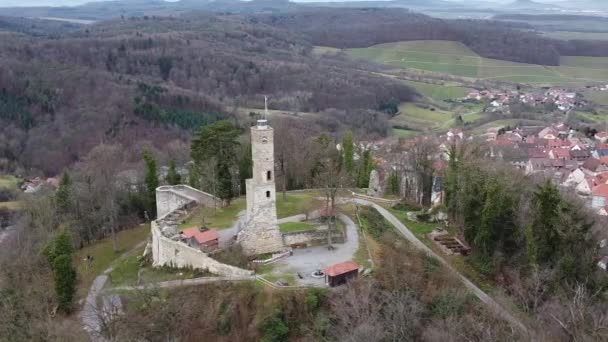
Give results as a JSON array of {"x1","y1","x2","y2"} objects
[
  {"x1": 343, "y1": 197, "x2": 529, "y2": 335},
  {"x1": 79, "y1": 240, "x2": 147, "y2": 342}
]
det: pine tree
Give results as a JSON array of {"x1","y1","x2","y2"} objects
[
  {"x1": 166, "y1": 159, "x2": 181, "y2": 185},
  {"x1": 216, "y1": 159, "x2": 233, "y2": 203},
  {"x1": 55, "y1": 171, "x2": 72, "y2": 214},
  {"x1": 44, "y1": 231, "x2": 76, "y2": 313},
  {"x1": 526, "y1": 180, "x2": 561, "y2": 265},
  {"x1": 143, "y1": 150, "x2": 159, "y2": 217}
]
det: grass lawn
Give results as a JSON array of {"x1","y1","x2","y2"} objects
[
  {"x1": 74, "y1": 224, "x2": 150, "y2": 298},
  {"x1": 279, "y1": 221, "x2": 315, "y2": 233},
  {"x1": 180, "y1": 197, "x2": 246, "y2": 230},
  {"x1": 108, "y1": 253, "x2": 212, "y2": 287},
  {"x1": 276, "y1": 192, "x2": 322, "y2": 219}
]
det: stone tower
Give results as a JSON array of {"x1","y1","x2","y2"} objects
[{"x1": 237, "y1": 100, "x2": 285, "y2": 255}]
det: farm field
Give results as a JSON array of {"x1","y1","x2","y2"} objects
[
  {"x1": 391, "y1": 103, "x2": 454, "y2": 130},
  {"x1": 346, "y1": 40, "x2": 608, "y2": 85},
  {"x1": 582, "y1": 90, "x2": 608, "y2": 106},
  {"x1": 401, "y1": 79, "x2": 470, "y2": 101}
]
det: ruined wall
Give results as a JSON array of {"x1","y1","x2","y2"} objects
[
  {"x1": 151, "y1": 221, "x2": 253, "y2": 277},
  {"x1": 156, "y1": 185, "x2": 218, "y2": 218},
  {"x1": 151, "y1": 185, "x2": 253, "y2": 277}
]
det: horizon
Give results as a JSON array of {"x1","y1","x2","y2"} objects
[{"x1": 0, "y1": 0, "x2": 579, "y2": 9}]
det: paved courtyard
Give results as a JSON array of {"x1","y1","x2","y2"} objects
[{"x1": 270, "y1": 213, "x2": 360, "y2": 286}]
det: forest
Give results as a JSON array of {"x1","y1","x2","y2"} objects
[{"x1": 0, "y1": 13, "x2": 416, "y2": 175}]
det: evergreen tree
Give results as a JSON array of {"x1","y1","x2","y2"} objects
[
  {"x1": 476, "y1": 177, "x2": 515, "y2": 262},
  {"x1": 44, "y1": 231, "x2": 76, "y2": 313},
  {"x1": 342, "y1": 131, "x2": 354, "y2": 175},
  {"x1": 216, "y1": 159, "x2": 233, "y2": 202},
  {"x1": 238, "y1": 143, "x2": 253, "y2": 195},
  {"x1": 53, "y1": 254, "x2": 76, "y2": 313},
  {"x1": 526, "y1": 180, "x2": 561, "y2": 265},
  {"x1": 166, "y1": 159, "x2": 181, "y2": 185},
  {"x1": 143, "y1": 150, "x2": 159, "y2": 217},
  {"x1": 191, "y1": 120, "x2": 240, "y2": 204},
  {"x1": 357, "y1": 149, "x2": 374, "y2": 188},
  {"x1": 444, "y1": 144, "x2": 461, "y2": 220},
  {"x1": 55, "y1": 171, "x2": 72, "y2": 214},
  {"x1": 387, "y1": 171, "x2": 400, "y2": 195}
]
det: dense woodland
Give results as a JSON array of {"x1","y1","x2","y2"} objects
[{"x1": 0, "y1": 14, "x2": 415, "y2": 175}]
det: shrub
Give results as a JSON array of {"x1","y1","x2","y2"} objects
[{"x1": 260, "y1": 309, "x2": 289, "y2": 342}]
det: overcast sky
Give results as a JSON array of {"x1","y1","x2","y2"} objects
[{"x1": 0, "y1": 0, "x2": 576, "y2": 8}]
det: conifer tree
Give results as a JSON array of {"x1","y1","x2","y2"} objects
[
  {"x1": 55, "y1": 171, "x2": 72, "y2": 214},
  {"x1": 342, "y1": 131, "x2": 354, "y2": 175},
  {"x1": 44, "y1": 231, "x2": 76, "y2": 313},
  {"x1": 166, "y1": 159, "x2": 181, "y2": 185},
  {"x1": 143, "y1": 150, "x2": 159, "y2": 217}
]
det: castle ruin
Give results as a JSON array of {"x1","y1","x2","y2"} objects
[{"x1": 237, "y1": 115, "x2": 286, "y2": 255}]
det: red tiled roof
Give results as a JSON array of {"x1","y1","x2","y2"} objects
[
  {"x1": 324, "y1": 261, "x2": 360, "y2": 277},
  {"x1": 182, "y1": 227, "x2": 219, "y2": 244},
  {"x1": 593, "y1": 184, "x2": 608, "y2": 198},
  {"x1": 551, "y1": 149, "x2": 570, "y2": 159},
  {"x1": 583, "y1": 158, "x2": 603, "y2": 172}
]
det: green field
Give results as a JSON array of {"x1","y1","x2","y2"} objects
[
  {"x1": 391, "y1": 103, "x2": 455, "y2": 130},
  {"x1": 392, "y1": 128, "x2": 419, "y2": 138},
  {"x1": 401, "y1": 80, "x2": 470, "y2": 101},
  {"x1": 346, "y1": 40, "x2": 608, "y2": 85}
]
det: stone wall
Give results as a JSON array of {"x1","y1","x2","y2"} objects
[
  {"x1": 151, "y1": 185, "x2": 253, "y2": 277},
  {"x1": 156, "y1": 185, "x2": 218, "y2": 218},
  {"x1": 283, "y1": 229, "x2": 345, "y2": 247},
  {"x1": 151, "y1": 220, "x2": 253, "y2": 277}
]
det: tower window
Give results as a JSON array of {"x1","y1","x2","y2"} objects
[
  {"x1": 267, "y1": 170, "x2": 272, "y2": 181},
  {"x1": 266, "y1": 191, "x2": 271, "y2": 198}
]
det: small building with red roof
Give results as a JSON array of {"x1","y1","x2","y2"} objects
[
  {"x1": 181, "y1": 227, "x2": 220, "y2": 252},
  {"x1": 324, "y1": 261, "x2": 360, "y2": 287}
]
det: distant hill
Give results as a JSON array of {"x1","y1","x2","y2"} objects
[{"x1": 507, "y1": 0, "x2": 561, "y2": 9}]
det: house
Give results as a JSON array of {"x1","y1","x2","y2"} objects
[
  {"x1": 563, "y1": 168, "x2": 586, "y2": 187},
  {"x1": 570, "y1": 149, "x2": 590, "y2": 162},
  {"x1": 582, "y1": 158, "x2": 608, "y2": 176},
  {"x1": 538, "y1": 127, "x2": 558, "y2": 140},
  {"x1": 576, "y1": 177, "x2": 597, "y2": 196},
  {"x1": 181, "y1": 227, "x2": 220, "y2": 252},
  {"x1": 598, "y1": 256, "x2": 608, "y2": 271},
  {"x1": 596, "y1": 132, "x2": 608, "y2": 143},
  {"x1": 526, "y1": 158, "x2": 553, "y2": 174},
  {"x1": 324, "y1": 261, "x2": 360, "y2": 287},
  {"x1": 549, "y1": 149, "x2": 571, "y2": 160},
  {"x1": 592, "y1": 184, "x2": 608, "y2": 209}
]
